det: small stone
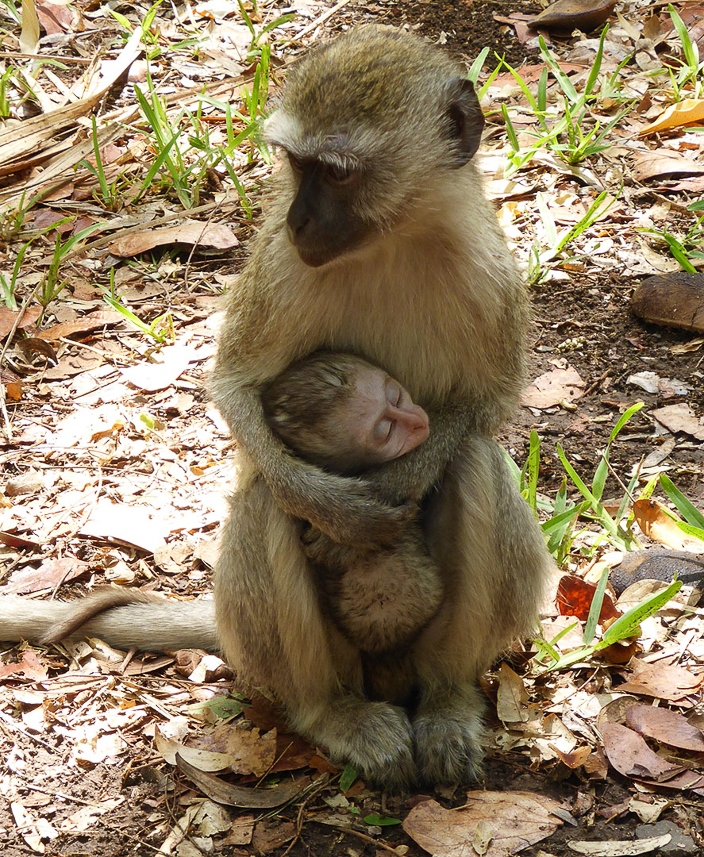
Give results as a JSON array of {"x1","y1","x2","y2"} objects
[
  {"x1": 528, "y1": 0, "x2": 617, "y2": 31},
  {"x1": 631, "y1": 273, "x2": 704, "y2": 333},
  {"x1": 635, "y1": 821, "x2": 697, "y2": 856}
]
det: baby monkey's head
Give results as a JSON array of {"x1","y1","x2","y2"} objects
[{"x1": 262, "y1": 352, "x2": 429, "y2": 475}]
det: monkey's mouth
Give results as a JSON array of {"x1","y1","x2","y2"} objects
[{"x1": 296, "y1": 248, "x2": 332, "y2": 268}]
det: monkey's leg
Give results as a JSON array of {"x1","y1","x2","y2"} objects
[
  {"x1": 412, "y1": 435, "x2": 554, "y2": 784},
  {"x1": 215, "y1": 480, "x2": 417, "y2": 789}
]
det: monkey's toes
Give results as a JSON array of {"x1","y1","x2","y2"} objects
[
  {"x1": 326, "y1": 701, "x2": 417, "y2": 791},
  {"x1": 413, "y1": 713, "x2": 485, "y2": 785}
]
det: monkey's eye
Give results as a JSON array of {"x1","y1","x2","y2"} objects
[
  {"x1": 386, "y1": 381, "x2": 402, "y2": 408},
  {"x1": 287, "y1": 153, "x2": 305, "y2": 174},
  {"x1": 373, "y1": 418, "x2": 393, "y2": 444},
  {"x1": 326, "y1": 163, "x2": 356, "y2": 185}
]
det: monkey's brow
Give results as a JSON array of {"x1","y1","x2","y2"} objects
[{"x1": 278, "y1": 135, "x2": 366, "y2": 170}]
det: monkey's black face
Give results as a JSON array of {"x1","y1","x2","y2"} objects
[{"x1": 285, "y1": 154, "x2": 378, "y2": 267}]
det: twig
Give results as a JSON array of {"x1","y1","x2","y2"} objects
[
  {"x1": 284, "y1": 0, "x2": 354, "y2": 45},
  {"x1": 279, "y1": 773, "x2": 331, "y2": 857},
  {"x1": 604, "y1": 454, "x2": 639, "y2": 505},
  {"x1": 583, "y1": 369, "x2": 610, "y2": 397},
  {"x1": 313, "y1": 820, "x2": 404, "y2": 855},
  {"x1": 0, "y1": 712, "x2": 59, "y2": 754}
]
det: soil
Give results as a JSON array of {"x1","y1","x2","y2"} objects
[{"x1": 1, "y1": 0, "x2": 703, "y2": 855}]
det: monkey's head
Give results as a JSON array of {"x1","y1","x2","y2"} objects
[
  {"x1": 262, "y1": 351, "x2": 430, "y2": 475},
  {"x1": 264, "y1": 27, "x2": 485, "y2": 267}
]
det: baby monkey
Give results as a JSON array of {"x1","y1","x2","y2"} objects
[{"x1": 262, "y1": 352, "x2": 443, "y2": 699}]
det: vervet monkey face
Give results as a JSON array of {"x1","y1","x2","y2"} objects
[
  {"x1": 283, "y1": 153, "x2": 376, "y2": 268},
  {"x1": 340, "y1": 365, "x2": 430, "y2": 467}
]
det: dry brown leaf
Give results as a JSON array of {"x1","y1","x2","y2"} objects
[
  {"x1": 403, "y1": 793, "x2": 562, "y2": 857},
  {"x1": 158, "y1": 724, "x2": 277, "y2": 777},
  {"x1": 221, "y1": 816, "x2": 256, "y2": 846},
  {"x1": 600, "y1": 722, "x2": 704, "y2": 790},
  {"x1": 633, "y1": 498, "x2": 703, "y2": 551},
  {"x1": 37, "y1": 0, "x2": 78, "y2": 35},
  {"x1": 107, "y1": 220, "x2": 238, "y2": 257},
  {"x1": 639, "y1": 99, "x2": 704, "y2": 136},
  {"x1": 625, "y1": 703, "x2": 704, "y2": 752},
  {"x1": 0, "y1": 557, "x2": 90, "y2": 595},
  {"x1": 175, "y1": 754, "x2": 304, "y2": 808},
  {"x1": 0, "y1": 306, "x2": 41, "y2": 338},
  {"x1": 650, "y1": 403, "x2": 704, "y2": 442},
  {"x1": 553, "y1": 745, "x2": 592, "y2": 769},
  {"x1": 19, "y1": 0, "x2": 40, "y2": 55},
  {"x1": 527, "y1": 0, "x2": 617, "y2": 31},
  {"x1": 0, "y1": 650, "x2": 48, "y2": 681},
  {"x1": 618, "y1": 659, "x2": 702, "y2": 701},
  {"x1": 632, "y1": 151, "x2": 704, "y2": 182},
  {"x1": 251, "y1": 820, "x2": 297, "y2": 854},
  {"x1": 17, "y1": 338, "x2": 58, "y2": 364},
  {"x1": 496, "y1": 663, "x2": 530, "y2": 723},
  {"x1": 522, "y1": 365, "x2": 585, "y2": 409},
  {"x1": 567, "y1": 834, "x2": 674, "y2": 855},
  {"x1": 36, "y1": 310, "x2": 125, "y2": 341}
]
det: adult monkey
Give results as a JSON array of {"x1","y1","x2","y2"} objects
[
  {"x1": 0, "y1": 27, "x2": 552, "y2": 788},
  {"x1": 210, "y1": 25, "x2": 552, "y2": 788}
]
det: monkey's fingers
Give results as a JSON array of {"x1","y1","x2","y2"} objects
[{"x1": 319, "y1": 495, "x2": 417, "y2": 548}]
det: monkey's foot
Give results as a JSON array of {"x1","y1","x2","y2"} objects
[
  {"x1": 303, "y1": 698, "x2": 417, "y2": 791},
  {"x1": 413, "y1": 686, "x2": 486, "y2": 785}
]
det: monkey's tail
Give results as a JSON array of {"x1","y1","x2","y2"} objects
[{"x1": 0, "y1": 590, "x2": 219, "y2": 652}]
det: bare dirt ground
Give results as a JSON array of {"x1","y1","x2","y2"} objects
[{"x1": 1, "y1": 0, "x2": 703, "y2": 855}]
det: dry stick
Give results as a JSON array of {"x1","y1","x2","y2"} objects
[
  {"x1": 315, "y1": 821, "x2": 404, "y2": 856},
  {"x1": 278, "y1": 775, "x2": 332, "y2": 857},
  {"x1": 0, "y1": 51, "x2": 92, "y2": 63},
  {"x1": 0, "y1": 281, "x2": 42, "y2": 440},
  {"x1": 583, "y1": 369, "x2": 610, "y2": 397},
  {"x1": 283, "y1": 0, "x2": 354, "y2": 45},
  {"x1": 604, "y1": 454, "x2": 641, "y2": 506}
]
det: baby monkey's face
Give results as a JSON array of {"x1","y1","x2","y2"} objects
[{"x1": 339, "y1": 366, "x2": 430, "y2": 467}]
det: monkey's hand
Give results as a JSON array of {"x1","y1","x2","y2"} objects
[
  {"x1": 274, "y1": 460, "x2": 417, "y2": 546},
  {"x1": 363, "y1": 399, "x2": 476, "y2": 505},
  {"x1": 301, "y1": 525, "x2": 373, "y2": 566}
]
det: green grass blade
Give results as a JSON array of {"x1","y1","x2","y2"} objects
[
  {"x1": 584, "y1": 567, "x2": 609, "y2": 644},
  {"x1": 600, "y1": 579, "x2": 681, "y2": 644},
  {"x1": 659, "y1": 474, "x2": 704, "y2": 527}
]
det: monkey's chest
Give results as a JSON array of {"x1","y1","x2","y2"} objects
[{"x1": 312, "y1": 267, "x2": 495, "y2": 401}]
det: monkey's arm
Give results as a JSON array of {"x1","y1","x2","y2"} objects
[
  {"x1": 0, "y1": 593, "x2": 218, "y2": 651},
  {"x1": 212, "y1": 354, "x2": 412, "y2": 546}
]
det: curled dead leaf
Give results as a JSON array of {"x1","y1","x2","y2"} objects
[{"x1": 633, "y1": 498, "x2": 704, "y2": 552}]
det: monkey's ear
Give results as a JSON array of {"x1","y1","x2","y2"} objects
[{"x1": 446, "y1": 78, "x2": 485, "y2": 166}]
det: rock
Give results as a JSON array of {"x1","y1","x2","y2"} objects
[
  {"x1": 631, "y1": 272, "x2": 704, "y2": 333},
  {"x1": 635, "y1": 821, "x2": 698, "y2": 856},
  {"x1": 528, "y1": 0, "x2": 617, "y2": 32},
  {"x1": 610, "y1": 549, "x2": 704, "y2": 600}
]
